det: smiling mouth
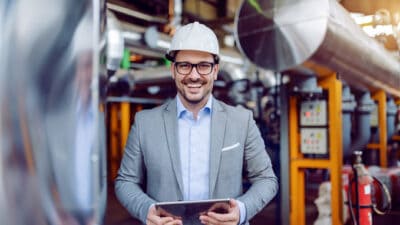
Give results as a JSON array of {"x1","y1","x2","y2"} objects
[{"x1": 187, "y1": 84, "x2": 201, "y2": 88}]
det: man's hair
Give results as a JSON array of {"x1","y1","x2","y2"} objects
[{"x1": 165, "y1": 51, "x2": 220, "y2": 64}]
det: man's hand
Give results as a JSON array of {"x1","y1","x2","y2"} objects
[
  {"x1": 146, "y1": 205, "x2": 182, "y2": 225},
  {"x1": 199, "y1": 199, "x2": 240, "y2": 225}
]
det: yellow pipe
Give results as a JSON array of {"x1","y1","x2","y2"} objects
[
  {"x1": 298, "y1": 169, "x2": 306, "y2": 224},
  {"x1": 393, "y1": 136, "x2": 400, "y2": 141},
  {"x1": 289, "y1": 96, "x2": 303, "y2": 225},
  {"x1": 292, "y1": 159, "x2": 332, "y2": 168},
  {"x1": 366, "y1": 143, "x2": 380, "y2": 149},
  {"x1": 120, "y1": 102, "x2": 131, "y2": 153},
  {"x1": 318, "y1": 73, "x2": 343, "y2": 225},
  {"x1": 372, "y1": 91, "x2": 387, "y2": 167},
  {"x1": 109, "y1": 103, "x2": 119, "y2": 180},
  {"x1": 289, "y1": 97, "x2": 300, "y2": 160}
]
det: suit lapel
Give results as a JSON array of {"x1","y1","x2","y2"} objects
[
  {"x1": 209, "y1": 100, "x2": 227, "y2": 196},
  {"x1": 163, "y1": 99, "x2": 184, "y2": 199}
]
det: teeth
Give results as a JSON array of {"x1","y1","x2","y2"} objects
[{"x1": 187, "y1": 84, "x2": 201, "y2": 88}]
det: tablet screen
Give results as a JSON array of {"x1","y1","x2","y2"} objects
[{"x1": 155, "y1": 198, "x2": 230, "y2": 223}]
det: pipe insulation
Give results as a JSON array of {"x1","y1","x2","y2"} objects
[{"x1": 235, "y1": 0, "x2": 400, "y2": 97}]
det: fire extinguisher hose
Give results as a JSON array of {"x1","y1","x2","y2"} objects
[{"x1": 371, "y1": 177, "x2": 392, "y2": 215}]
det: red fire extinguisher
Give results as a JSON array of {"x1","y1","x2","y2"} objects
[
  {"x1": 348, "y1": 151, "x2": 373, "y2": 225},
  {"x1": 347, "y1": 151, "x2": 392, "y2": 225}
]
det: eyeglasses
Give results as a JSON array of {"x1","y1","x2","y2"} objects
[{"x1": 174, "y1": 61, "x2": 215, "y2": 75}]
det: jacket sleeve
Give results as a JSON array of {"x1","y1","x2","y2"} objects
[
  {"x1": 237, "y1": 110, "x2": 278, "y2": 221},
  {"x1": 114, "y1": 113, "x2": 156, "y2": 224}
]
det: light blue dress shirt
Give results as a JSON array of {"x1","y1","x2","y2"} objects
[{"x1": 176, "y1": 95, "x2": 246, "y2": 224}]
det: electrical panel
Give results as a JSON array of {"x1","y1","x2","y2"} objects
[
  {"x1": 300, "y1": 100, "x2": 327, "y2": 126},
  {"x1": 299, "y1": 99, "x2": 328, "y2": 155},
  {"x1": 300, "y1": 128, "x2": 328, "y2": 154}
]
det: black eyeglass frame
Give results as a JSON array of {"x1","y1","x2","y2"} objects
[{"x1": 174, "y1": 61, "x2": 216, "y2": 76}]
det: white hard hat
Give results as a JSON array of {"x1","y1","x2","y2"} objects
[{"x1": 166, "y1": 21, "x2": 219, "y2": 62}]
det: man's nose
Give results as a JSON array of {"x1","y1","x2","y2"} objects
[{"x1": 187, "y1": 66, "x2": 201, "y2": 79}]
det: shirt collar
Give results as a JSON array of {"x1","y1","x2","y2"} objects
[{"x1": 176, "y1": 95, "x2": 213, "y2": 118}]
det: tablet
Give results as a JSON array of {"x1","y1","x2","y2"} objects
[{"x1": 155, "y1": 198, "x2": 230, "y2": 222}]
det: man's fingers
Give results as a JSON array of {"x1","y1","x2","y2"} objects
[
  {"x1": 200, "y1": 212, "x2": 236, "y2": 225},
  {"x1": 201, "y1": 199, "x2": 240, "y2": 225},
  {"x1": 199, "y1": 214, "x2": 220, "y2": 225},
  {"x1": 147, "y1": 215, "x2": 174, "y2": 225},
  {"x1": 206, "y1": 211, "x2": 236, "y2": 222},
  {"x1": 159, "y1": 216, "x2": 175, "y2": 224},
  {"x1": 165, "y1": 218, "x2": 183, "y2": 225},
  {"x1": 229, "y1": 199, "x2": 238, "y2": 210}
]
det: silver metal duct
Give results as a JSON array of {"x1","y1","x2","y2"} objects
[
  {"x1": 132, "y1": 66, "x2": 173, "y2": 84},
  {"x1": 235, "y1": 0, "x2": 400, "y2": 97},
  {"x1": 107, "y1": 11, "x2": 125, "y2": 71},
  {"x1": 120, "y1": 21, "x2": 171, "y2": 58},
  {"x1": 0, "y1": 0, "x2": 106, "y2": 224},
  {"x1": 106, "y1": 2, "x2": 168, "y2": 24},
  {"x1": 219, "y1": 62, "x2": 247, "y2": 81},
  {"x1": 170, "y1": 0, "x2": 183, "y2": 28}
]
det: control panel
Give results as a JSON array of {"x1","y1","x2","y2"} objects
[
  {"x1": 300, "y1": 100, "x2": 327, "y2": 126},
  {"x1": 299, "y1": 99, "x2": 328, "y2": 155},
  {"x1": 300, "y1": 128, "x2": 328, "y2": 154}
]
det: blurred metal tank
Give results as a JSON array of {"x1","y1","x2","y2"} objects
[
  {"x1": 0, "y1": 0, "x2": 107, "y2": 224},
  {"x1": 235, "y1": 0, "x2": 400, "y2": 97}
]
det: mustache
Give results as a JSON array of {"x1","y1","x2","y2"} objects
[{"x1": 182, "y1": 77, "x2": 207, "y2": 85}]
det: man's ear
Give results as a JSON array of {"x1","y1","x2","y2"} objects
[{"x1": 213, "y1": 64, "x2": 219, "y2": 80}]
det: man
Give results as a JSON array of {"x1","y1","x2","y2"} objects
[{"x1": 115, "y1": 21, "x2": 278, "y2": 225}]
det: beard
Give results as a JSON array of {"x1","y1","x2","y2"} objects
[{"x1": 178, "y1": 76, "x2": 211, "y2": 105}]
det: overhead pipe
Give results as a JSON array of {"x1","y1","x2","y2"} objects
[
  {"x1": 1, "y1": 0, "x2": 107, "y2": 224},
  {"x1": 235, "y1": 0, "x2": 400, "y2": 97},
  {"x1": 119, "y1": 21, "x2": 171, "y2": 57},
  {"x1": 107, "y1": 11, "x2": 124, "y2": 71},
  {"x1": 166, "y1": 0, "x2": 182, "y2": 33},
  {"x1": 106, "y1": 2, "x2": 168, "y2": 24}
]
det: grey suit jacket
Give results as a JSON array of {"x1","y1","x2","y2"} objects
[{"x1": 115, "y1": 97, "x2": 278, "y2": 224}]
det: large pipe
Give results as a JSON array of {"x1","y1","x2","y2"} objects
[
  {"x1": 235, "y1": 0, "x2": 400, "y2": 97},
  {"x1": 106, "y1": 2, "x2": 168, "y2": 24},
  {"x1": 0, "y1": 0, "x2": 106, "y2": 224}
]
